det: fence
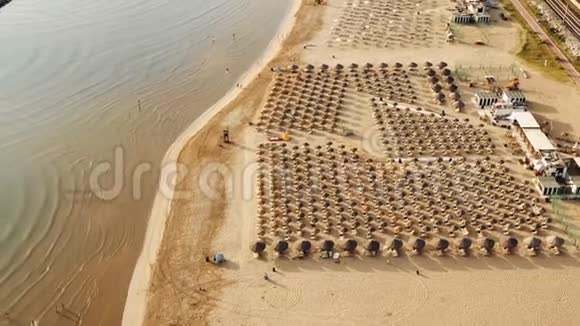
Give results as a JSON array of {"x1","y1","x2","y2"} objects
[
  {"x1": 453, "y1": 63, "x2": 522, "y2": 82},
  {"x1": 551, "y1": 196, "x2": 580, "y2": 248}
]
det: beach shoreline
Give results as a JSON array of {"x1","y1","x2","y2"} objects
[{"x1": 121, "y1": 1, "x2": 304, "y2": 325}]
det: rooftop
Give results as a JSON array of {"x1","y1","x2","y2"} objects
[
  {"x1": 522, "y1": 128, "x2": 555, "y2": 152},
  {"x1": 511, "y1": 111, "x2": 540, "y2": 128},
  {"x1": 537, "y1": 176, "x2": 562, "y2": 188},
  {"x1": 474, "y1": 91, "x2": 499, "y2": 100},
  {"x1": 503, "y1": 90, "x2": 526, "y2": 99}
]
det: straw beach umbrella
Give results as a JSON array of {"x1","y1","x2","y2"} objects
[
  {"x1": 250, "y1": 240, "x2": 267, "y2": 257},
  {"x1": 365, "y1": 239, "x2": 381, "y2": 256},
  {"x1": 434, "y1": 238, "x2": 449, "y2": 256},
  {"x1": 456, "y1": 237, "x2": 472, "y2": 256},
  {"x1": 342, "y1": 239, "x2": 358, "y2": 255},
  {"x1": 411, "y1": 237, "x2": 426, "y2": 255},
  {"x1": 478, "y1": 237, "x2": 495, "y2": 256},
  {"x1": 524, "y1": 236, "x2": 541, "y2": 256},
  {"x1": 388, "y1": 238, "x2": 404, "y2": 257},
  {"x1": 297, "y1": 240, "x2": 312, "y2": 256},
  {"x1": 545, "y1": 235, "x2": 564, "y2": 255},
  {"x1": 275, "y1": 240, "x2": 289, "y2": 256}
]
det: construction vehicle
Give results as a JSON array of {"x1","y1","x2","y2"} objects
[{"x1": 504, "y1": 78, "x2": 520, "y2": 91}]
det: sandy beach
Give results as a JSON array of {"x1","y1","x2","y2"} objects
[{"x1": 134, "y1": 0, "x2": 580, "y2": 325}]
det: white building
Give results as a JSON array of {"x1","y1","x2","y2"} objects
[{"x1": 502, "y1": 90, "x2": 526, "y2": 106}]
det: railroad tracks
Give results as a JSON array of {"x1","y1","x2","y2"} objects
[{"x1": 544, "y1": 0, "x2": 580, "y2": 39}]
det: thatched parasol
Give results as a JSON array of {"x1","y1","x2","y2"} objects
[
  {"x1": 524, "y1": 236, "x2": 541, "y2": 256},
  {"x1": 334, "y1": 63, "x2": 344, "y2": 71},
  {"x1": 454, "y1": 100, "x2": 465, "y2": 109},
  {"x1": 297, "y1": 240, "x2": 312, "y2": 255},
  {"x1": 250, "y1": 240, "x2": 267, "y2": 256},
  {"x1": 304, "y1": 64, "x2": 315, "y2": 72},
  {"x1": 350, "y1": 63, "x2": 359, "y2": 71},
  {"x1": 320, "y1": 63, "x2": 330, "y2": 71},
  {"x1": 364, "y1": 62, "x2": 374, "y2": 70},
  {"x1": 545, "y1": 235, "x2": 564, "y2": 255},
  {"x1": 321, "y1": 239, "x2": 335, "y2": 252},
  {"x1": 501, "y1": 237, "x2": 518, "y2": 254},
  {"x1": 388, "y1": 238, "x2": 404, "y2": 257},
  {"x1": 342, "y1": 239, "x2": 358, "y2": 253},
  {"x1": 437, "y1": 61, "x2": 448, "y2": 69},
  {"x1": 431, "y1": 84, "x2": 443, "y2": 92},
  {"x1": 434, "y1": 238, "x2": 449, "y2": 256},
  {"x1": 441, "y1": 68, "x2": 451, "y2": 76},
  {"x1": 380, "y1": 62, "x2": 389, "y2": 69},
  {"x1": 426, "y1": 69, "x2": 436, "y2": 76},
  {"x1": 428, "y1": 75, "x2": 439, "y2": 84},
  {"x1": 411, "y1": 237, "x2": 426, "y2": 255},
  {"x1": 275, "y1": 240, "x2": 289, "y2": 255},
  {"x1": 289, "y1": 64, "x2": 300, "y2": 72},
  {"x1": 394, "y1": 62, "x2": 403, "y2": 69},
  {"x1": 365, "y1": 239, "x2": 381, "y2": 256},
  {"x1": 408, "y1": 62, "x2": 418, "y2": 68},
  {"x1": 424, "y1": 61, "x2": 433, "y2": 68},
  {"x1": 478, "y1": 237, "x2": 495, "y2": 256},
  {"x1": 456, "y1": 237, "x2": 472, "y2": 256}
]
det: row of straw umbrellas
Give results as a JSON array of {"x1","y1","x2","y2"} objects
[
  {"x1": 329, "y1": 0, "x2": 442, "y2": 47},
  {"x1": 250, "y1": 234, "x2": 565, "y2": 258},
  {"x1": 372, "y1": 106, "x2": 493, "y2": 157},
  {"x1": 256, "y1": 142, "x2": 552, "y2": 246}
]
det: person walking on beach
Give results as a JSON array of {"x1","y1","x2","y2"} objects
[{"x1": 223, "y1": 128, "x2": 230, "y2": 144}]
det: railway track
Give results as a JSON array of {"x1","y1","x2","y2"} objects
[{"x1": 544, "y1": 0, "x2": 580, "y2": 39}]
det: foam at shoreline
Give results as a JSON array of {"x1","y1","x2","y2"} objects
[{"x1": 121, "y1": 1, "x2": 303, "y2": 325}]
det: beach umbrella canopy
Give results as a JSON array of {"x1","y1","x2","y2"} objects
[
  {"x1": 289, "y1": 64, "x2": 300, "y2": 71},
  {"x1": 304, "y1": 64, "x2": 315, "y2": 72},
  {"x1": 321, "y1": 239, "x2": 335, "y2": 252},
  {"x1": 275, "y1": 240, "x2": 289, "y2": 254},
  {"x1": 298, "y1": 240, "x2": 312, "y2": 253},
  {"x1": 408, "y1": 62, "x2": 418, "y2": 68},
  {"x1": 426, "y1": 69, "x2": 436, "y2": 76},
  {"x1": 380, "y1": 62, "x2": 389, "y2": 69},
  {"x1": 437, "y1": 61, "x2": 448, "y2": 69},
  {"x1": 424, "y1": 61, "x2": 433, "y2": 68},
  {"x1": 454, "y1": 100, "x2": 465, "y2": 109},
  {"x1": 334, "y1": 63, "x2": 344, "y2": 71},
  {"x1": 524, "y1": 236, "x2": 542, "y2": 250},
  {"x1": 435, "y1": 92, "x2": 445, "y2": 100},
  {"x1": 250, "y1": 240, "x2": 267, "y2": 254},
  {"x1": 434, "y1": 238, "x2": 450, "y2": 251},
  {"x1": 445, "y1": 76, "x2": 455, "y2": 84},
  {"x1": 546, "y1": 235, "x2": 564, "y2": 247},
  {"x1": 412, "y1": 237, "x2": 426, "y2": 252},
  {"x1": 457, "y1": 237, "x2": 472, "y2": 250},
  {"x1": 502, "y1": 237, "x2": 518, "y2": 250},
  {"x1": 364, "y1": 62, "x2": 374, "y2": 70},
  {"x1": 350, "y1": 63, "x2": 359, "y2": 70},
  {"x1": 431, "y1": 84, "x2": 442, "y2": 92},
  {"x1": 449, "y1": 83, "x2": 458, "y2": 92},
  {"x1": 479, "y1": 237, "x2": 495, "y2": 250},
  {"x1": 389, "y1": 238, "x2": 404, "y2": 251},
  {"x1": 394, "y1": 62, "x2": 403, "y2": 69},
  {"x1": 342, "y1": 239, "x2": 358, "y2": 252},
  {"x1": 427, "y1": 75, "x2": 439, "y2": 84},
  {"x1": 365, "y1": 239, "x2": 380, "y2": 252},
  {"x1": 320, "y1": 63, "x2": 330, "y2": 70},
  {"x1": 441, "y1": 68, "x2": 452, "y2": 76}
]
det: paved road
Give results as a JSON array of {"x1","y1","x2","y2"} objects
[{"x1": 510, "y1": 0, "x2": 580, "y2": 84}]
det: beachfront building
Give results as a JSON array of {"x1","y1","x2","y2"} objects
[
  {"x1": 474, "y1": 91, "x2": 500, "y2": 108},
  {"x1": 502, "y1": 90, "x2": 527, "y2": 106},
  {"x1": 451, "y1": 0, "x2": 491, "y2": 24},
  {"x1": 511, "y1": 113, "x2": 567, "y2": 177},
  {"x1": 534, "y1": 158, "x2": 580, "y2": 199}
]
